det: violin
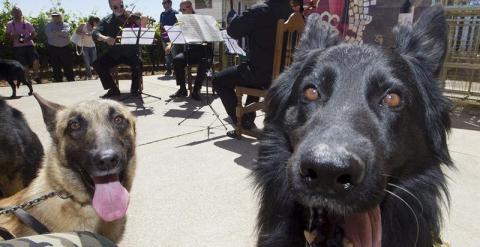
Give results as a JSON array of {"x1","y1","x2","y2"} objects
[{"x1": 117, "y1": 10, "x2": 155, "y2": 28}]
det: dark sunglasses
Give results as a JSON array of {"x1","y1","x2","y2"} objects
[{"x1": 112, "y1": 4, "x2": 124, "y2": 10}]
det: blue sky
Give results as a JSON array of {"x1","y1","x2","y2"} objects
[{"x1": 11, "y1": 0, "x2": 182, "y2": 21}]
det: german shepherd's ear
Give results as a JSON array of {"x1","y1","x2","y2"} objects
[
  {"x1": 393, "y1": 5, "x2": 447, "y2": 78},
  {"x1": 295, "y1": 13, "x2": 341, "y2": 61},
  {"x1": 33, "y1": 93, "x2": 65, "y2": 135}
]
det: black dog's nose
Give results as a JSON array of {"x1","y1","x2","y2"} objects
[
  {"x1": 300, "y1": 148, "x2": 365, "y2": 195},
  {"x1": 93, "y1": 149, "x2": 120, "y2": 171}
]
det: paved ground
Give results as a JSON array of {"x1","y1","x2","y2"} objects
[{"x1": 1, "y1": 76, "x2": 479, "y2": 246}]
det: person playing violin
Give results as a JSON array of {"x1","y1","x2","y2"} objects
[{"x1": 92, "y1": 0, "x2": 142, "y2": 98}]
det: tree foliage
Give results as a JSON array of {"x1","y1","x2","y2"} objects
[{"x1": 0, "y1": 0, "x2": 163, "y2": 71}]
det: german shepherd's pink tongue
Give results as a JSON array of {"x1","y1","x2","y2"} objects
[
  {"x1": 92, "y1": 174, "x2": 129, "y2": 222},
  {"x1": 343, "y1": 206, "x2": 382, "y2": 247}
]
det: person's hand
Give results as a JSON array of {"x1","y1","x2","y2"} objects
[
  {"x1": 165, "y1": 43, "x2": 172, "y2": 54},
  {"x1": 104, "y1": 36, "x2": 116, "y2": 46}
]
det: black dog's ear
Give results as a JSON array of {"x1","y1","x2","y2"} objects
[
  {"x1": 393, "y1": 5, "x2": 447, "y2": 77},
  {"x1": 295, "y1": 13, "x2": 341, "y2": 60},
  {"x1": 33, "y1": 93, "x2": 65, "y2": 135}
]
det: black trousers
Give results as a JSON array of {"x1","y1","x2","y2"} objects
[
  {"x1": 212, "y1": 64, "x2": 270, "y2": 126},
  {"x1": 93, "y1": 53, "x2": 142, "y2": 93},
  {"x1": 48, "y1": 45, "x2": 74, "y2": 82},
  {"x1": 173, "y1": 48, "x2": 210, "y2": 90}
]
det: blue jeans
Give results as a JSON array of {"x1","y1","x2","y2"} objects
[
  {"x1": 162, "y1": 41, "x2": 176, "y2": 71},
  {"x1": 82, "y1": 46, "x2": 97, "y2": 78}
]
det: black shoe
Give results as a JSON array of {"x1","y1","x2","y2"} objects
[
  {"x1": 34, "y1": 77, "x2": 42, "y2": 84},
  {"x1": 100, "y1": 88, "x2": 120, "y2": 99},
  {"x1": 190, "y1": 91, "x2": 202, "y2": 101},
  {"x1": 165, "y1": 70, "x2": 172, "y2": 76},
  {"x1": 226, "y1": 130, "x2": 240, "y2": 139},
  {"x1": 169, "y1": 88, "x2": 187, "y2": 98}
]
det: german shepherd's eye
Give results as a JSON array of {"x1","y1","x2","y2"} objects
[
  {"x1": 113, "y1": 115, "x2": 125, "y2": 125},
  {"x1": 69, "y1": 120, "x2": 81, "y2": 131},
  {"x1": 304, "y1": 87, "x2": 319, "y2": 102},
  {"x1": 382, "y1": 93, "x2": 402, "y2": 108}
]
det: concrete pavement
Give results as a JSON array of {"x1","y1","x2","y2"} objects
[{"x1": 0, "y1": 76, "x2": 478, "y2": 246}]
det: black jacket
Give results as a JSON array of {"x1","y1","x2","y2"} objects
[
  {"x1": 227, "y1": 0, "x2": 291, "y2": 85},
  {"x1": 92, "y1": 14, "x2": 138, "y2": 59}
]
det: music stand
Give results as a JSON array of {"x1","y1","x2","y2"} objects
[
  {"x1": 166, "y1": 15, "x2": 228, "y2": 133},
  {"x1": 119, "y1": 23, "x2": 161, "y2": 105}
]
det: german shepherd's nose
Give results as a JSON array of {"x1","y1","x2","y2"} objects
[
  {"x1": 93, "y1": 149, "x2": 120, "y2": 171},
  {"x1": 299, "y1": 145, "x2": 365, "y2": 195}
]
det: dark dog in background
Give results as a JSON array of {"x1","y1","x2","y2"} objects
[
  {"x1": 0, "y1": 99, "x2": 43, "y2": 198},
  {"x1": 0, "y1": 59, "x2": 34, "y2": 98},
  {"x1": 253, "y1": 6, "x2": 451, "y2": 247}
]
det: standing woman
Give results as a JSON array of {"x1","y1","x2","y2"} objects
[{"x1": 75, "y1": 16, "x2": 100, "y2": 80}]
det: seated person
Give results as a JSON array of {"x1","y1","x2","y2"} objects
[
  {"x1": 211, "y1": 0, "x2": 292, "y2": 137},
  {"x1": 168, "y1": 0, "x2": 213, "y2": 101},
  {"x1": 92, "y1": 0, "x2": 142, "y2": 98}
]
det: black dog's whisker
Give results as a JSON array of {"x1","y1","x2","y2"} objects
[
  {"x1": 384, "y1": 189, "x2": 419, "y2": 247},
  {"x1": 387, "y1": 182, "x2": 424, "y2": 215}
]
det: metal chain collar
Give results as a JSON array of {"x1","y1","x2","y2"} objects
[{"x1": 0, "y1": 191, "x2": 71, "y2": 216}]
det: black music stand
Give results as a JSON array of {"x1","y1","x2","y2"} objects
[
  {"x1": 166, "y1": 16, "x2": 228, "y2": 134},
  {"x1": 118, "y1": 23, "x2": 161, "y2": 106}
]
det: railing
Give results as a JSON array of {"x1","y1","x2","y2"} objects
[{"x1": 441, "y1": 6, "x2": 480, "y2": 99}]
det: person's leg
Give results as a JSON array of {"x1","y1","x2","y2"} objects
[
  {"x1": 190, "y1": 57, "x2": 210, "y2": 100},
  {"x1": 48, "y1": 46, "x2": 63, "y2": 82},
  {"x1": 170, "y1": 52, "x2": 188, "y2": 97},
  {"x1": 61, "y1": 46, "x2": 75, "y2": 81},
  {"x1": 162, "y1": 41, "x2": 173, "y2": 75},
  {"x1": 28, "y1": 46, "x2": 41, "y2": 83},
  {"x1": 92, "y1": 53, "x2": 120, "y2": 98},
  {"x1": 121, "y1": 54, "x2": 142, "y2": 94},
  {"x1": 82, "y1": 47, "x2": 93, "y2": 79},
  {"x1": 211, "y1": 65, "x2": 245, "y2": 124}
]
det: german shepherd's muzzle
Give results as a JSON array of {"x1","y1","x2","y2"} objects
[{"x1": 0, "y1": 94, "x2": 136, "y2": 242}]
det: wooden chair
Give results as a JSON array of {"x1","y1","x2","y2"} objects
[{"x1": 234, "y1": 12, "x2": 305, "y2": 138}]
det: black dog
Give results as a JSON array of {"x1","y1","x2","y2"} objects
[
  {"x1": 253, "y1": 5, "x2": 451, "y2": 247},
  {"x1": 0, "y1": 59, "x2": 34, "y2": 98},
  {"x1": 0, "y1": 99, "x2": 43, "y2": 198}
]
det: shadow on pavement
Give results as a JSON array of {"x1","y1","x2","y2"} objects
[
  {"x1": 451, "y1": 103, "x2": 480, "y2": 131},
  {"x1": 214, "y1": 138, "x2": 259, "y2": 170}
]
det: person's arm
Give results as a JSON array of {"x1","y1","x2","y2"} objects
[
  {"x1": 227, "y1": 7, "x2": 264, "y2": 39},
  {"x1": 92, "y1": 18, "x2": 115, "y2": 46},
  {"x1": 60, "y1": 22, "x2": 70, "y2": 38},
  {"x1": 44, "y1": 23, "x2": 56, "y2": 41},
  {"x1": 76, "y1": 23, "x2": 85, "y2": 35},
  {"x1": 5, "y1": 23, "x2": 15, "y2": 42}
]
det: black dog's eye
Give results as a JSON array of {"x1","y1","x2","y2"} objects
[
  {"x1": 113, "y1": 115, "x2": 125, "y2": 125},
  {"x1": 69, "y1": 120, "x2": 81, "y2": 131},
  {"x1": 304, "y1": 88, "x2": 319, "y2": 102},
  {"x1": 382, "y1": 93, "x2": 402, "y2": 108}
]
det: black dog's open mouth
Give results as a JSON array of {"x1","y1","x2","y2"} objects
[{"x1": 306, "y1": 206, "x2": 381, "y2": 247}]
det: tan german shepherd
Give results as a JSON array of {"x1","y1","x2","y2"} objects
[{"x1": 0, "y1": 94, "x2": 137, "y2": 243}]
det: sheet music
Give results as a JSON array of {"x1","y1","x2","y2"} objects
[
  {"x1": 176, "y1": 14, "x2": 223, "y2": 43},
  {"x1": 221, "y1": 30, "x2": 246, "y2": 56},
  {"x1": 164, "y1": 25, "x2": 186, "y2": 44},
  {"x1": 121, "y1": 27, "x2": 155, "y2": 45}
]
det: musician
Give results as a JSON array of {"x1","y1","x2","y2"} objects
[
  {"x1": 92, "y1": 0, "x2": 142, "y2": 98},
  {"x1": 211, "y1": 0, "x2": 292, "y2": 138},
  {"x1": 168, "y1": 0, "x2": 213, "y2": 101}
]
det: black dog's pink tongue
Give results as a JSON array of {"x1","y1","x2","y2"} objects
[
  {"x1": 343, "y1": 206, "x2": 382, "y2": 247},
  {"x1": 92, "y1": 175, "x2": 129, "y2": 222}
]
